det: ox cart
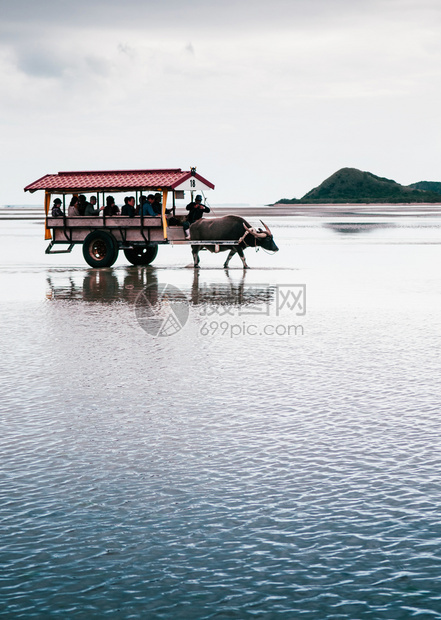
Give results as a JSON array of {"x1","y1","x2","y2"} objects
[
  {"x1": 24, "y1": 167, "x2": 217, "y2": 267},
  {"x1": 25, "y1": 167, "x2": 278, "y2": 268}
]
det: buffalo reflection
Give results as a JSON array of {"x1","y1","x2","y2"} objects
[
  {"x1": 46, "y1": 267, "x2": 274, "y2": 310},
  {"x1": 190, "y1": 269, "x2": 274, "y2": 309}
]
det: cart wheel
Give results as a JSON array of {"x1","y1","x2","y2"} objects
[
  {"x1": 124, "y1": 245, "x2": 158, "y2": 266},
  {"x1": 83, "y1": 231, "x2": 119, "y2": 268}
]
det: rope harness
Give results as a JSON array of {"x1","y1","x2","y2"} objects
[
  {"x1": 237, "y1": 229, "x2": 253, "y2": 246},
  {"x1": 237, "y1": 228, "x2": 267, "y2": 248}
]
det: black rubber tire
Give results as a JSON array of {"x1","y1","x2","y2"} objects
[
  {"x1": 123, "y1": 245, "x2": 158, "y2": 266},
  {"x1": 82, "y1": 231, "x2": 119, "y2": 268}
]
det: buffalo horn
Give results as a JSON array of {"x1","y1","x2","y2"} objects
[
  {"x1": 260, "y1": 220, "x2": 272, "y2": 236},
  {"x1": 244, "y1": 223, "x2": 267, "y2": 238}
]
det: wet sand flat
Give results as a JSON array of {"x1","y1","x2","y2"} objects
[{"x1": 1, "y1": 213, "x2": 441, "y2": 619}]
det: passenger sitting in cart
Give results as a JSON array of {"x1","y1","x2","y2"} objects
[
  {"x1": 183, "y1": 194, "x2": 210, "y2": 238},
  {"x1": 152, "y1": 193, "x2": 162, "y2": 215},
  {"x1": 141, "y1": 194, "x2": 158, "y2": 217},
  {"x1": 51, "y1": 198, "x2": 63, "y2": 218},
  {"x1": 103, "y1": 196, "x2": 120, "y2": 216},
  {"x1": 121, "y1": 196, "x2": 136, "y2": 217},
  {"x1": 84, "y1": 196, "x2": 104, "y2": 216},
  {"x1": 78, "y1": 195, "x2": 87, "y2": 216},
  {"x1": 68, "y1": 196, "x2": 80, "y2": 216}
]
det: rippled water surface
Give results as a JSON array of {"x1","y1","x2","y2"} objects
[{"x1": 2, "y1": 213, "x2": 441, "y2": 619}]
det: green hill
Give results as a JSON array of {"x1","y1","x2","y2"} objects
[
  {"x1": 277, "y1": 168, "x2": 441, "y2": 204},
  {"x1": 408, "y1": 181, "x2": 441, "y2": 193}
]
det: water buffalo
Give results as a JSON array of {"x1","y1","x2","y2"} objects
[{"x1": 190, "y1": 214, "x2": 278, "y2": 268}]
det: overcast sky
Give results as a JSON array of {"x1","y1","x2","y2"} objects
[{"x1": 1, "y1": 0, "x2": 440, "y2": 205}]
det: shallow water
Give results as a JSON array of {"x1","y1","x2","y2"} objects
[{"x1": 1, "y1": 214, "x2": 441, "y2": 619}]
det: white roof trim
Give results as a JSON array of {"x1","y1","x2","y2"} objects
[{"x1": 174, "y1": 178, "x2": 214, "y2": 191}]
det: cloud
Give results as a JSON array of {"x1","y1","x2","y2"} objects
[
  {"x1": 118, "y1": 43, "x2": 136, "y2": 59},
  {"x1": 16, "y1": 46, "x2": 66, "y2": 78},
  {"x1": 13, "y1": 41, "x2": 89, "y2": 80},
  {"x1": 85, "y1": 55, "x2": 112, "y2": 78},
  {"x1": 0, "y1": 0, "x2": 338, "y2": 30},
  {"x1": 3, "y1": 0, "x2": 438, "y2": 35}
]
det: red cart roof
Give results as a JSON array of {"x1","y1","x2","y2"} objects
[{"x1": 24, "y1": 168, "x2": 215, "y2": 193}]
